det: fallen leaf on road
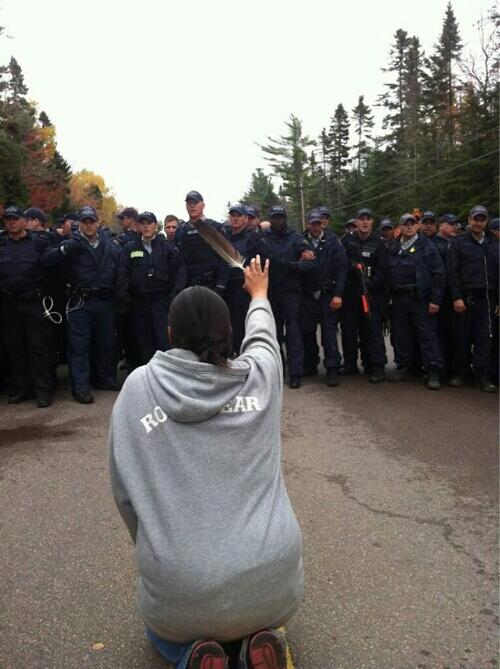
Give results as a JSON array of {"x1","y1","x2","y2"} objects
[{"x1": 92, "y1": 642, "x2": 105, "y2": 651}]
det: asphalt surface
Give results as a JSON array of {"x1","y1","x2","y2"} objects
[{"x1": 0, "y1": 367, "x2": 498, "y2": 669}]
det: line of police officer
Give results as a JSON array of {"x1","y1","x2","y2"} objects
[{"x1": 0, "y1": 194, "x2": 497, "y2": 407}]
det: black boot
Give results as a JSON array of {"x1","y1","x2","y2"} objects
[
  {"x1": 289, "y1": 376, "x2": 301, "y2": 389},
  {"x1": 326, "y1": 369, "x2": 340, "y2": 387}
]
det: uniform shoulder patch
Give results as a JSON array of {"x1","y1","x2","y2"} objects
[{"x1": 130, "y1": 250, "x2": 144, "y2": 258}]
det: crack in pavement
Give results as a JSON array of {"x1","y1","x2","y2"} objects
[{"x1": 323, "y1": 473, "x2": 494, "y2": 580}]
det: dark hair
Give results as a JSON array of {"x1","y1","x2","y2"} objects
[
  {"x1": 169, "y1": 286, "x2": 232, "y2": 367},
  {"x1": 164, "y1": 214, "x2": 179, "y2": 224}
]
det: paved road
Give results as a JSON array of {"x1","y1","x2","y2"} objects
[{"x1": 0, "y1": 370, "x2": 497, "y2": 669}]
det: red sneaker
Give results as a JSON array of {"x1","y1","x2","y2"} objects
[
  {"x1": 187, "y1": 640, "x2": 228, "y2": 669},
  {"x1": 247, "y1": 629, "x2": 287, "y2": 669}
]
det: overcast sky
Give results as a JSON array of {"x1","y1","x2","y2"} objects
[{"x1": 0, "y1": 0, "x2": 490, "y2": 220}]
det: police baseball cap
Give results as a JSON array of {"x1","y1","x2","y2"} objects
[
  {"x1": 308, "y1": 210, "x2": 322, "y2": 224},
  {"x1": 439, "y1": 213, "x2": 459, "y2": 225},
  {"x1": 489, "y1": 218, "x2": 499, "y2": 231},
  {"x1": 79, "y1": 205, "x2": 98, "y2": 221},
  {"x1": 269, "y1": 206, "x2": 287, "y2": 218},
  {"x1": 138, "y1": 211, "x2": 157, "y2": 224},
  {"x1": 399, "y1": 213, "x2": 417, "y2": 225},
  {"x1": 229, "y1": 203, "x2": 247, "y2": 216},
  {"x1": 356, "y1": 208, "x2": 373, "y2": 218},
  {"x1": 245, "y1": 205, "x2": 260, "y2": 218},
  {"x1": 469, "y1": 205, "x2": 489, "y2": 218},
  {"x1": 3, "y1": 205, "x2": 24, "y2": 219},
  {"x1": 117, "y1": 207, "x2": 139, "y2": 220},
  {"x1": 378, "y1": 218, "x2": 394, "y2": 230},
  {"x1": 318, "y1": 206, "x2": 331, "y2": 217},
  {"x1": 24, "y1": 207, "x2": 48, "y2": 222},
  {"x1": 421, "y1": 210, "x2": 436, "y2": 222},
  {"x1": 185, "y1": 190, "x2": 204, "y2": 203},
  {"x1": 345, "y1": 218, "x2": 357, "y2": 228}
]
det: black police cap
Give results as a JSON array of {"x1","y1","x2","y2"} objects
[
  {"x1": 4, "y1": 205, "x2": 24, "y2": 219},
  {"x1": 24, "y1": 207, "x2": 48, "y2": 223}
]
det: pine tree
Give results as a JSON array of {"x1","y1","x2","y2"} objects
[
  {"x1": 241, "y1": 168, "x2": 279, "y2": 215},
  {"x1": 351, "y1": 95, "x2": 374, "y2": 173},
  {"x1": 7, "y1": 57, "x2": 28, "y2": 100},
  {"x1": 379, "y1": 29, "x2": 410, "y2": 148},
  {"x1": 328, "y1": 104, "x2": 350, "y2": 210},
  {"x1": 259, "y1": 114, "x2": 315, "y2": 227}
]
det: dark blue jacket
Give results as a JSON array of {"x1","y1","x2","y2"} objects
[
  {"x1": 224, "y1": 227, "x2": 252, "y2": 290},
  {"x1": 118, "y1": 235, "x2": 186, "y2": 297},
  {"x1": 118, "y1": 229, "x2": 140, "y2": 247},
  {"x1": 302, "y1": 231, "x2": 347, "y2": 298},
  {"x1": 387, "y1": 234, "x2": 446, "y2": 305},
  {"x1": 446, "y1": 230, "x2": 499, "y2": 302},
  {"x1": 0, "y1": 231, "x2": 51, "y2": 294},
  {"x1": 175, "y1": 219, "x2": 229, "y2": 288},
  {"x1": 57, "y1": 231, "x2": 121, "y2": 292},
  {"x1": 247, "y1": 226, "x2": 314, "y2": 293},
  {"x1": 342, "y1": 231, "x2": 387, "y2": 297}
]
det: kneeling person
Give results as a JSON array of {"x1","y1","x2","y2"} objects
[{"x1": 109, "y1": 257, "x2": 303, "y2": 669}]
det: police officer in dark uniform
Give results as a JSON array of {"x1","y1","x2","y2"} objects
[
  {"x1": 57, "y1": 205, "x2": 121, "y2": 403},
  {"x1": 431, "y1": 213, "x2": 459, "y2": 377},
  {"x1": 341, "y1": 208, "x2": 387, "y2": 382},
  {"x1": 378, "y1": 218, "x2": 395, "y2": 244},
  {"x1": 386, "y1": 213, "x2": 445, "y2": 389},
  {"x1": 488, "y1": 218, "x2": 499, "y2": 384},
  {"x1": 117, "y1": 207, "x2": 140, "y2": 246},
  {"x1": 245, "y1": 205, "x2": 262, "y2": 234},
  {"x1": 301, "y1": 210, "x2": 347, "y2": 386},
  {"x1": 117, "y1": 211, "x2": 185, "y2": 365},
  {"x1": 224, "y1": 203, "x2": 252, "y2": 356},
  {"x1": 0, "y1": 206, "x2": 55, "y2": 406},
  {"x1": 247, "y1": 206, "x2": 314, "y2": 388},
  {"x1": 420, "y1": 211, "x2": 438, "y2": 238},
  {"x1": 115, "y1": 207, "x2": 141, "y2": 371},
  {"x1": 317, "y1": 206, "x2": 334, "y2": 236},
  {"x1": 447, "y1": 205, "x2": 498, "y2": 392},
  {"x1": 175, "y1": 190, "x2": 228, "y2": 293}
]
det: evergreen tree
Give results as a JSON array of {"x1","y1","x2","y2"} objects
[
  {"x1": 259, "y1": 114, "x2": 315, "y2": 227},
  {"x1": 379, "y1": 29, "x2": 410, "y2": 148},
  {"x1": 241, "y1": 167, "x2": 279, "y2": 215},
  {"x1": 328, "y1": 104, "x2": 350, "y2": 210},
  {"x1": 351, "y1": 95, "x2": 374, "y2": 173},
  {"x1": 7, "y1": 57, "x2": 28, "y2": 100}
]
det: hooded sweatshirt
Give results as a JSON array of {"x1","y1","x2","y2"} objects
[{"x1": 109, "y1": 298, "x2": 303, "y2": 643}]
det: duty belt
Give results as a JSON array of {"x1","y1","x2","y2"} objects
[
  {"x1": 0, "y1": 288, "x2": 45, "y2": 302},
  {"x1": 392, "y1": 284, "x2": 418, "y2": 297}
]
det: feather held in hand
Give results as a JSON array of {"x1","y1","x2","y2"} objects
[{"x1": 192, "y1": 220, "x2": 245, "y2": 270}]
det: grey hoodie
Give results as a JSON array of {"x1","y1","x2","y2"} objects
[{"x1": 109, "y1": 298, "x2": 303, "y2": 643}]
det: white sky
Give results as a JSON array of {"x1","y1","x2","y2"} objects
[{"x1": 0, "y1": 0, "x2": 489, "y2": 220}]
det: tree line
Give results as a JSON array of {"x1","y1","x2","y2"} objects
[
  {"x1": 241, "y1": 3, "x2": 499, "y2": 230},
  {"x1": 0, "y1": 27, "x2": 117, "y2": 226}
]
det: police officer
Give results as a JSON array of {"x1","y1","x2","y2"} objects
[
  {"x1": 117, "y1": 211, "x2": 185, "y2": 365},
  {"x1": 447, "y1": 205, "x2": 498, "y2": 392},
  {"x1": 222, "y1": 204, "x2": 252, "y2": 356},
  {"x1": 386, "y1": 213, "x2": 445, "y2": 389},
  {"x1": 117, "y1": 207, "x2": 140, "y2": 246},
  {"x1": 488, "y1": 218, "x2": 499, "y2": 384},
  {"x1": 420, "y1": 211, "x2": 438, "y2": 238},
  {"x1": 378, "y1": 218, "x2": 395, "y2": 244},
  {"x1": 164, "y1": 215, "x2": 179, "y2": 242},
  {"x1": 247, "y1": 206, "x2": 314, "y2": 388},
  {"x1": 432, "y1": 213, "x2": 460, "y2": 377},
  {"x1": 341, "y1": 208, "x2": 387, "y2": 382},
  {"x1": 0, "y1": 206, "x2": 54, "y2": 406},
  {"x1": 175, "y1": 190, "x2": 228, "y2": 293},
  {"x1": 301, "y1": 210, "x2": 347, "y2": 386},
  {"x1": 245, "y1": 205, "x2": 262, "y2": 233},
  {"x1": 341, "y1": 218, "x2": 357, "y2": 241},
  {"x1": 57, "y1": 205, "x2": 121, "y2": 403},
  {"x1": 317, "y1": 206, "x2": 333, "y2": 235}
]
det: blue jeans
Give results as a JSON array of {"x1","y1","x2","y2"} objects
[{"x1": 146, "y1": 628, "x2": 199, "y2": 669}]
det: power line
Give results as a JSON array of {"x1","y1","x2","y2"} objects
[{"x1": 329, "y1": 149, "x2": 499, "y2": 214}]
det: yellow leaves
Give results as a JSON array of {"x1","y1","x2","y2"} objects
[
  {"x1": 70, "y1": 169, "x2": 118, "y2": 228},
  {"x1": 92, "y1": 642, "x2": 105, "y2": 651}
]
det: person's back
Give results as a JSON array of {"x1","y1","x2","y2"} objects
[{"x1": 109, "y1": 257, "x2": 303, "y2": 668}]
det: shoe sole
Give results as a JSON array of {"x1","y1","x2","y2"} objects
[
  {"x1": 248, "y1": 630, "x2": 287, "y2": 669},
  {"x1": 188, "y1": 641, "x2": 227, "y2": 669}
]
